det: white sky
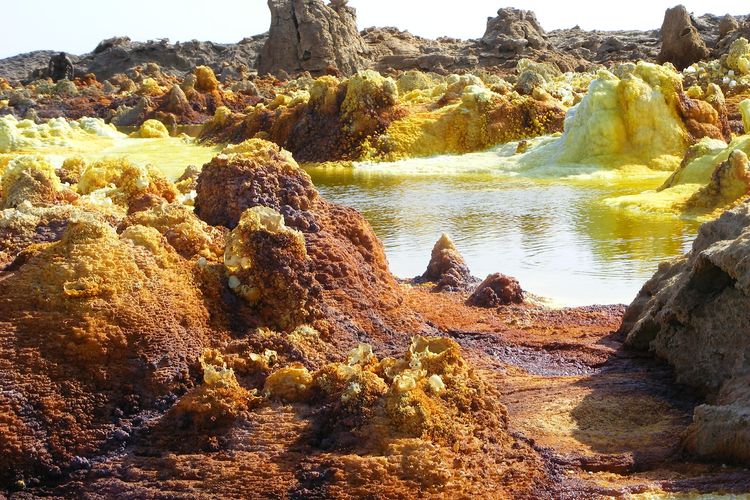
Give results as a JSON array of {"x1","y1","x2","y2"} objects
[{"x1": 0, "y1": 1, "x2": 745, "y2": 59}]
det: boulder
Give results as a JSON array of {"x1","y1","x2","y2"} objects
[
  {"x1": 718, "y1": 14, "x2": 740, "y2": 40},
  {"x1": 258, "y1": 0, "x2": 369, "y2": 77},
  {"x1": 481, "y1": 8, "x2": 548, "y2": 55},
  {"x1": 657, "y1": 5, "x2": 709, "y2": 69},
  {"x1": 467, "y1": 273, "x2": 524, "y2": 307}
]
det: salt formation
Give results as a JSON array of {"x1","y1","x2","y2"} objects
[
  {"x1": 195, "y1": 139, "x2": 317, "y2": 228},
  {"x1": 129, "y1": 119, "x2": 169, "y2": 138},
  {"x1": 0, "y1": 219, "x2": 216, "y2": 482},
  {"x1": 0, "y1": 115, "x2": 124, "y2": 154},
  {"x1": 467, "y1": 273, "x2": 524, "y2": 307},
  {"x1": 604, "y1": 100, "x2": 750, "y2": 216},
  {"x1": 0, "y1": 155, "x2": 75, "y2": 208},
  {"x1": 224, "y1": 206, "x2": 311, "y2": 330},
  {"x1": 260, "y1": 337, "x2": 543, "y2": 495},
  {"x1": 197, "y1": 138, "x2": 425, "y2": 342}
]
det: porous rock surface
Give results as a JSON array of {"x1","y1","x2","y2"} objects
[
  {"x1": 0, "y1": 139, "x2": 561, "y2": 496},
  {"x1": 0, "y1": 219, "x2": 216, "y2": 483},
  {"x1": 620, "y1": 199, "x2": 750, "y2": 462},
  {"x1": 196, "y1": 139, "x2": 426, "y2": 346}
]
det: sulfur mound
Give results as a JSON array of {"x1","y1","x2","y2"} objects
[
  {"x1": 197, "y1": 139, "x2": 425, "y2": 344},
  {"x1": 77, "y1": 157, "x2": 179, "y2": 209},
  {"x1": 620, "y1": 200, "x2": 750, "y2": 462},
  {"x1": 684, "y1": 149, "x2": 750, "y2": 212},
  {"x1": 130, "y1": 119, "x2": 169, "y2": 138},
  {"x1": 169, "y1": 349, "x2": 260, "y2": 431},
  {"x1": 608, "y1": 121, "x2": 750, "y2": 217},
  {"x1": 417, "y1": 233, "x2": 476, "y2": 291},
  {"x1": 267, "y1": 337, "x2": 546, "y2": 496},
  {"x1": 224, "y1": 206, "x2": 311, "y2": 330},
  {"x1": 0, "y1": 203, "x2": 109, "y2": 268},
  {"x1": 194, "y1": 66, "x2": 220, "y2": 93},
  {"x1": 195, "y1": 139, "x2": 317, "y2": 228},
  {"x1": 121, "y1": 202, "x2": 227, "y2": 260},
  {"x1": 200, "y1": 70, "x2": 566, "y2": 163},
  {"x1": 467, "y1": 273, "x2": 524, "y2": 307},
  {"x1": 0, "y1": 155, "x2": 76, "y2": 209},
  {"x1": 0, "y1": 218, "x2": 218, "y2": 483}
]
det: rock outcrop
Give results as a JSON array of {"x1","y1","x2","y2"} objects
[
  {"x1": 199, "y1": 69, "x2": 566, "y2": 163},
  {"x1": 481, "y1": 8, "x2": 548, "y2": 56},
  {"x1": 657, "y1": 5, "x2": 710, "y2": 69},
  {"x1": 258, "y1": 0, "x2": 368, "y2": 77},
  {"x1": 620, "y1": 200, "x2": 750, "y2": 462}
]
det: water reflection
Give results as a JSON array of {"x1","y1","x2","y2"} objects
[{"x1": 306, "y1": 166, "x2": 701, "y2": 306}]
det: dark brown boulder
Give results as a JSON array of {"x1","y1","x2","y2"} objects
[
  {"x1": 657, "y1": 5, "x2": 709, "y2": 69},
  {"x1": 467, "y1": 273, "x2": 524, "y2": 307}
]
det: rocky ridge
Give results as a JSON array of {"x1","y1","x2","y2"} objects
[{"x1": 1, "y1": 3, "x2": 748, "y2": 83}]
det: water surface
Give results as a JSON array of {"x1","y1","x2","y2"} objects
[{"x1": 306, "y1": 153, "x2": 700, "y2": 306}]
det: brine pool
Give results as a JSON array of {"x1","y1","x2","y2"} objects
[
  {"x1": 31, "y1": 135, "x2": 702, "y2": 306},
  {"x1": 306, "y1": 157, "x2": 700, "y2": 306}
]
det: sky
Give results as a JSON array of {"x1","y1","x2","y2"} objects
[{"x1": 0, "y1": 1, "x2": 746, "y2": 59}]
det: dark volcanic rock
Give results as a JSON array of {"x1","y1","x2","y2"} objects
[
  {"x1": 258, "y1": 0, "x2": 368, "y2": 77},
  {"x1": 81, "y1": 36, "x2": 266, "y2": 82},
  {"x1": 0, "y1": 36, "x2": 266, "y2": 84},
  {"x1": 0, "y1": 51, "x2": 62, "y2": 84}
]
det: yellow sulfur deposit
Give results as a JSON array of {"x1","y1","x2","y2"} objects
[
  {"x1": 137, "y1": 77, "x2": 163, "y2": 96},
  {"x1": 263, "y1": 364, "x2": 314, "y2": 402},
  {"x1": 726, "y1": 38, "x2": 750, "y2": 76},
  {"x1": 0, "y1": 155, "x2": 71, "y2": 209},
  {"x1": 0, "y1": 115, "x2": 124, "y2": 154},
  {"x1": 741, "y1": 99, "x2": 750, "y2": 132},
  {"x1": 170, "y1": 349, "x2": 259, "y2": 429},
  {"x1": 522, "y1": 63, "x2": 688, "y2": 171},
  {"x1": 223, "y1": 206, "x2": 309, "y2": 328},
  {"x1": 603, "y1": 134, "x2": 750, "y2": 216},
  {"x1": 76, "y1": 157, "x2": 178, "y2": 206},
  {"x1": 341, "y1": 70, "x2": 398, "y2": 136},
  {"x1": 130, "y1": 119, "x2": 170, "y2": 138},
  {"x1": 194, "y1": 65, "x2": 220, "y2": 93},
  {"x1": 365, "y1": 76, "x2": 564, "y2": 161}
]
